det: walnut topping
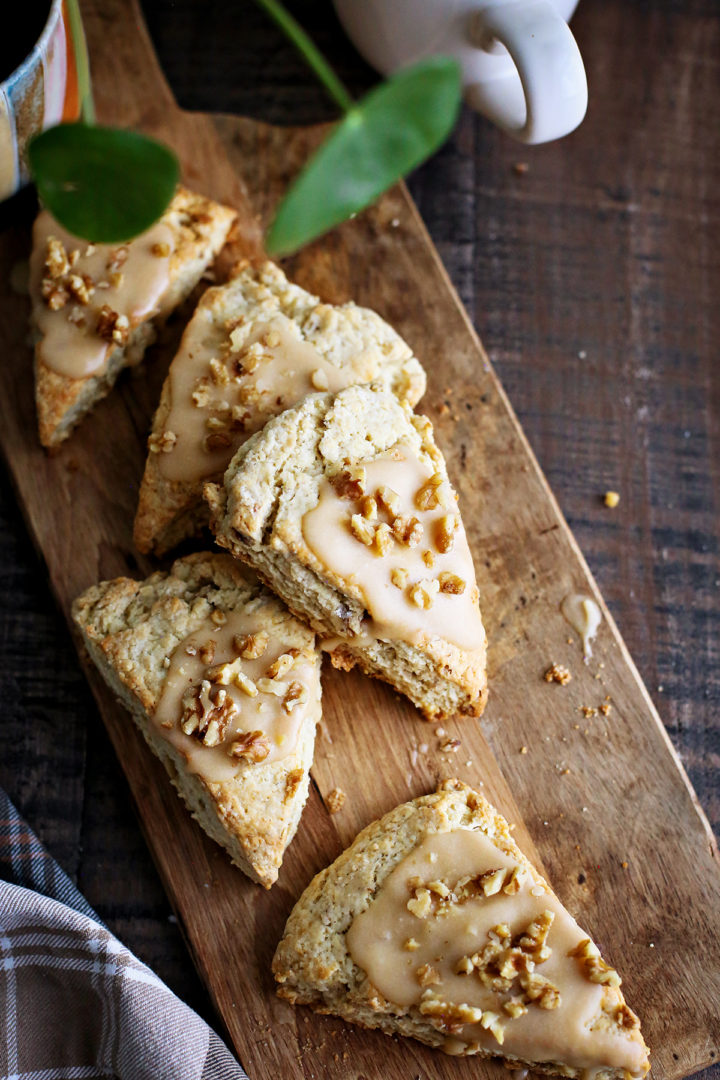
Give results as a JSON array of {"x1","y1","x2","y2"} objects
[
  {"x1": 418, "y1": 994, "x2": 484, "y2": 1035},
  {"x1": 42, "y1": 282, "x2": 69, "y2": 310},
  {"x1": 614, "y1": 1004, "x2": 641, "y2": 1031},
  {"x1": 373, "y1": 522, "x2": 394, "y2": 556},
  {"x1": 209, "y1": 357, "x2": 230, "y2": 387},
  {"x1": 415, "y1": 472, "x2": 444, "y2": 511},
  {"x1": 67, "y1": 273, "x2": 94, "y2": 305},
  {"x1": 67, "y1": 306, "x2": 86, "y2": 326},
  {"x1": 198, "y1": 640, "x2": 216, "y2": 665},
  {"x1": 148, "y1": 429, "x2": 177, "y2": 454},
  {"x1": 232, "y1": 631, "x2": 269, "y2": 659},
  {"x1": 350, "y1": 514, "x2": 375, "y2": 546},
  {"x1": 265, "y1": 652, "x2": 296, "y2": 680},
  {"x1": 96, "y1": 305, "x2": 130, "y2": 345},
  {"x1": 310, "y1": 368, "x2": 329, "y2": 390},
  {"x1": 191, "y1": 381, "x2": 212, "y2": 408},
  {"x1": 257, "y1": 677, "x2": 289, "y2": 696},
  {"x1": 407, "y1": 887, "x2": 433, "y2": 919},
  {"x1": 520, "y1": 970, "x2": 561, "y2": 1009},
  {"x1": 284, "y1": 767, "x2": 304, "y2": 802},
  {"x1": 422, "y1": 550, "x2": 435, "y2": 568},
  {"x1": 235, "y1": 671, "x2": 259, "y2": 697},
  {"x1": 391, "y1": 514, "x2": 423, "y2": 547},
  {"x1": 455, "y1": 912, "x2": 560, "y2": 1011},
  {"x1": 326, "y1": 787, "x2": 346, "y2": 814},
  {"x1": 151, "y1": 241, "x2": 171, "y2": 257},
  {"x1": 376, "y1": 485, "x2": 400, "y2": 517},
  {"x1": 544, "y1": 663, "x2": 572, "y2": 685},
  {"x1": 440, "y1": 738, "x2": 461, "y2": 753},
  {"x1": 282, "y1": 681, "x2": 308, "y2": 714},
  {"x1": 331, "y1": 467, "x2": 366, "y2": 500},
  {"x1": 416, "y1": 964, "x2": 441, "y2": 987},
  {"x1": 44, "y1": 236, "x2": 70, "y2": 279},
  {"x1": 439, "y1": 572, "x2": 466, "y2": 594},
  {"x1": 107, "y1": 246, "x2": 128, "y2": 273},
  {"x1": 205, "y1": 432, "x2": 232, "y2": 453},
  {"x1": 229, "y1": 730, "x2": 270, "y2": 762},
  {"x1": 435, "y1": 514, "x2": 459, "y2": 553},
  {"x1": 404, "y1": 938, "x2": 420, "y2": 952},
  {"x1": 408, "y1": 578, "x2": 440, "y2": 609},
  {"x1": 359, "y1": 495, "x2": 377, "y2": 521},
  {"x1": 569, "y1": 939, "x2": 621, "y2": 986},
  {"x1": 503, "y1": 997, "x2": 528, "y2": 1019},
  {"x1": 264, "y1": 328, "x2": 281, "y2": 348},
  {"x1": 180, "y1": 680, "x2": 237, "y2": 746},
  {"x1": 210, "y1": 610, "x2": 227, "y2": 627},
  {"x1": 391, "y1": 567, "x2": 409, "y2": 589}
]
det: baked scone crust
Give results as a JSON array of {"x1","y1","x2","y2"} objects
[
  {"x1": 72, "y1": 552, "x2": 320, "y2": 888},
  {"x1": 205, "y1": 383, "x2": 487, "y2": 720},
  {"x1": 134, "y1": 260, "x2": 427, "y2": 554},
  {"x1": 31, "y1": 186, "x2": 237, "y2": 447},
  {"x1": 273, "y1": 780, "x2": 649, "y2": 1079}
]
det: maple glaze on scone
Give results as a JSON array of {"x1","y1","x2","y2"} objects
[
  {"x1": 347, "y1": 829, "x2": 648, "y2": 1076},
  {"x1": 154, "y1": 611, "x2": 320, "y2": 781},
  {"x1": 159, "y1": 314, "x2": 354, "y2": 483},
  {"x1": 30, "y1": 212, "x2": 174, "y2": 378},
  {"x1": 303, "y1": 444, "x2": 485, "y2": 653}
]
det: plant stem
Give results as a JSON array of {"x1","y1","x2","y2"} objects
[
  {"x1": 65, "y1": 0, "x2": 95, "y2": 124},
  {"x1": 253, "y1": 0, "x2": 354, "y2": 114}
]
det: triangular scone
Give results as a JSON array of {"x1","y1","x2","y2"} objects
[
  {"x1": 273, "y1": 780, "x2": 650, "y2": 1079},
  {"x1": 133, "y1": 260, "x2": 427, "y2": 555},
  {"x1": 29, "y1": 186, "x2": 236, "y2": 447},
  {"x1": 205, "y1": 382, "x2": 487, "y2": 720},
  {"x1": 72, "y1": 552, "x2": 321, "y2": 888}
]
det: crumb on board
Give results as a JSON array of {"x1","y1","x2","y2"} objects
[
  {"x1": 544, "y1": 662, "x2": 572, "y2": 685},
  {"x1": 603, "y1": 490, "x2": 620, "y2": 508},
  {"x1": 326, "y1": 788, "x2": 346, "y2": 814},
  {"x1": 513, "y1": 162, "x2": 529, "y2": 175},
  {"x1": 580, "y1": 705, "x2": 597, "y2": 718},
  {"x1": 520, "y1": 745, "x2": 528, "y2": 754},
  {"x1": 600, "y1": 702, "x2": 612, "y2": 716}
]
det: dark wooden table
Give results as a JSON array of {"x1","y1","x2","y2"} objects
[{"x1": 1, "y1": 0, "x2": 717, "y2": 1073}]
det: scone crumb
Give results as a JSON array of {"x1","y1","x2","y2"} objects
[
  {"x1": 284, "y1": 767, "x2": 304, "y2": 802},
  {"x1": 604, "y1": 490, "x2": 620, "y2": 508},
  {"x1": 326, "y1": 787, "x2": 346, "y2": 814},
  {"x1": 544, "y1": 663, "x2": 572, "y2": 685}
]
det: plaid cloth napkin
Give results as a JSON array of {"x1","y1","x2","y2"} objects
[{"x1": 0, "y1": 787, "x2": 248, "y2": 1080}]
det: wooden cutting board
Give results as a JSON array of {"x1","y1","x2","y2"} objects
[{"x1": 0, "y1": 0, "x2": 717, "y2": 1076}]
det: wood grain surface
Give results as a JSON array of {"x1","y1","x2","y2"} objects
[{"x1": 0, "y1": 1, "x2": 718, "y2": 1079}]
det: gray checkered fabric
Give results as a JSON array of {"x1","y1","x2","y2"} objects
[{"x1": 0, "y1": 788, "x2": 248, "y2": 1080}]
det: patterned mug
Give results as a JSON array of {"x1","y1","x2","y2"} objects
[{"x1": 0, "y1": 0, "x2": 84, "y2": 201}]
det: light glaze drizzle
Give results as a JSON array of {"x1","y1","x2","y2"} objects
[
  {"x1": 561, "y1": 594, "x2": 602, "y2": 659},
  {"x1": 347, "y1": 829, "x2": 648, "y2": 1076}
]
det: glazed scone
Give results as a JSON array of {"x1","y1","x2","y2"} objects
[
  {"x1": 133, "y1": 260, "x2": 427, "y2": 554},
  {"x1": 72, "y1": 552, "x2": 321, "y2": 888},
  {"x1": 29, "y1": 186, "x2": 237, "y2": 447},
  {"x1": 204, "y1": 382, "x2": 486, "y2": 720},
  {"x1": 273, "y1": 780, "x2": 650, "y2": 1079}
]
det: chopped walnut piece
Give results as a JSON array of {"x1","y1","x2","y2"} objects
[
  {"x1": 418, "y1": 995, "x2": 484, "y2": 1034},
  {"x1": 107, "y1": 246, "x2": 128, "y2": 273},
  {"x1": 96, "y1": 305, "x2": 130, "y2": 345},
  {"x1": 519, "y1": 971, "x2": 561, "y2": 1009},
  {"x1": 544, "y1": 663, "x2": 572, "y2": 685},
  {"x1": 392, "y1": 514, "x2": 423, "y2": 547},
  {"x1": 480, "y1": 1010, "x2": 506, "y2": 1044},
  {"x1": 391, "y1": 567, "x2": 409, "y2": 589},
  {"x1": 503, "y1": 997, "x2": 528, "y2": 1019},
  {"x1": 404, "y1": 938, "x2": 420, "y2": 952},
  {"x1": 44, "y1": 236, "x2": 69, "y2": 279},
  {"x1": 191, "y1": 381, "x2": 212, "y2": 408},
  {"x1": 147, "y1": 430, "x2": 177, "y2": 454},
  {"x1": 407, "y1": 887, "x2": 432, "y2": 919},
  {"x1": 438, "y1": 572, "x2": 466, "y2": 595},
  {"x1": 209, "y1": 357, "x2": 229, "y2": 386},
  {"x1": 614, "y1": 1004, "x2": 641, "y2": 1031},
  {"x1": 359, "y1": 495, "x2": 377, "y2": 521},
  {"x1": 67, "y1": 274, "x2": 94, "y2": 305},
  {"x1": 435, "y1": 514, "x2": 459, "y2": 553},
  {"x1": 422, "y1": 550, "x2": 435, "y2": 568},
  {"x1": 416, "y1": 964, "x2": 441, "y2": 987},
  {"x1": 229, "y1": 730, "x2": 270, "y2": 763},
  {"x1": 373, "y1": 522, "x2": 394, "y2": 556},
  {"x1": 257, "y1": 677, "x2": 288, "y2": 696},
  {"x1": 198, "y1": 640, "x2": 216, "y2": 665},
  {"x1": 326, "y1": 787, "x2": 346, "y2": 814},
  {"x1": 376, "y1": 485, "x2": 400, "y2": 517},
  {"x1": 330, "y1": 467, "x2": 366, "y2": 500},
  {"x1": 415, "y1": 472, "x2": 444, "y2": 511},
  {"x1": 266, "y1": 652, "x2": 296, "y2": 680},
  {"x1": 234, "y1": 671, "x2": 258, "y2": 697},
  {"x1": 408, "y1": 578, "x2": 440, "y2": 610},
  {"x1": 284, "y1": 767, "x2": 304, "y2": 802},
  {"x1": 350, "y1": 514, "x2": 375, "y2": 546},
  {"x1": 151, "y1": 241, "x2": 171, "y2": 257},
  {"x1": 180, "y1": 680, "x2": 237, "y2": 745},
  {"x1": 264, "y1": 328, "x2": 281, "y2": 348},
  {"x1": 455, "y1": 955, "x2": 474, "y2": 975},
  {"x1": 43, "y1": 283, "x2": 69, "y2": 310},
  {"x1": 232, "y1": 631, "x2": 269, "y2": 659},
  {"x1": 205, "y1": 432, "x2": 232, "y2": 453},
  {"x1": 282, "y1": 681, "x2": 308, "y2": 714},
  {"x1": 310, "y1": 368, "x2": 329, "y2": 390}
]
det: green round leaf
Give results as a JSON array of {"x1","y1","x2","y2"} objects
[
  {"x1": 266, "y1": 56, "x2": 461, "y2": 257},
  {"x1": 28, "y1": 123, "x2": 180, "y2": 243}
]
